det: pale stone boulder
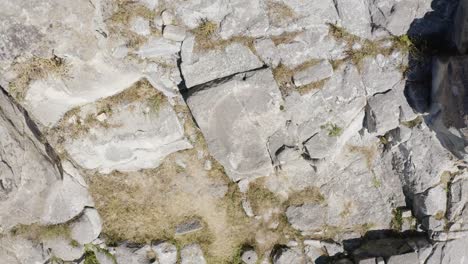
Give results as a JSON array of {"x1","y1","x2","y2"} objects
[
  {"x1": 70, "y1": 208, "x2": 102, "y2": 245},
  {"x1": 181, "y1": 244, "x2": 206, "y2": 264},
  {"x1": 153, "y1": 242, "x2": 178, "y2": 264}
]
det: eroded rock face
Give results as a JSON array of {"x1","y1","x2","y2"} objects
[
  {"x1": 0, "y1": 87, "x2": 92, "y2": 230},
  {"x1": 0, "y1": 0, "x2": 467, "y2": 262}
]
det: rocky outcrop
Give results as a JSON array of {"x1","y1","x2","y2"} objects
[{"x1": 0, "y1": 0, "x2": 467, "y2": 263}]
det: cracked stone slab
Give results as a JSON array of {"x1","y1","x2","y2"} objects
[
  {"x1": 181, "y1": 43, "x2": 263, "y2": 88},
  {"x1": 62, "y1": 83, "x2": 192, "y2": 173},
  {"x1": 186, "y1": 69, "x2": 284, "y2": 181}
]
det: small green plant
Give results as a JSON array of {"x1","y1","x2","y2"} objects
[
  {"x1": 48, "y1": 256, "x2": 65, "y2": 264},
  {"x1": 401, "y1": 116, "x2": 423, "y2": 128},
  {"x1": 70, "y1": 239, "x2": 80, "y2": 248},
  {"x1": 83, "y1": 247, "x2": 100, "y2": 264},
  {"x1": 391, "y1": 208, "x2": 403, "y2": 231},
  {"x1": 372, "y1": 176, "x2": 382, "y2": 188},
  {"x1": 391, "y1": 34, "x2": 414, "y2": 53},
  {"x1": 84, "y1": 244, "x2": 117, "y2": 264},
  {"x1": 321, "y1": 122, "x2": 343, "y2": 137}
]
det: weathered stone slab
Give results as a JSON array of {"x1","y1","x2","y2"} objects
[
  {"x1": 181, "y1": 43, "x2": 263, "y2": 88},
  {"x1": 186, "y1": 69, "x2": 284, "y2": 181}
]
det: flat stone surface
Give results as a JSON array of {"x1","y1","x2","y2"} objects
[
  {"x1": 186, "y1": 69, "x2": 284, "y2": 181},
  {"x1": 163, "y1": 25, "x2": 187, "y2": 42},
  {"x1": 387, "y1": 252, "x2": 419, "y2": 264},
  {"x1": 181, "y1": 244, "x2": 206, "y2": 264}
]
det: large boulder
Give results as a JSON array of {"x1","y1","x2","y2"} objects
[{"x1": 0, "y1": 87, "x2": 92, "y2": 230}]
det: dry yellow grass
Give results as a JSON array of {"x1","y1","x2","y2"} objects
[
  {"x1": 266, "y1": 0, "x2": 296, "y2": 27},
  {"x1": 9, "y1": 56, "x2": 69, "y2": 100},
  {"x1": 347, "y1": 144, "x2": 377, "y2": 170},
  {"x1": 272, "y1": 60, "x2": 324, "y2": 97},
  {"x1": 327, "y1": 23, "x2": 415, "y2": 71},
  {"x1": 10, "y1": 223, "x2": 71, "y2": 242},
  {"x1": 51, "y1": 79, "x2": 166, "y2": 139}
]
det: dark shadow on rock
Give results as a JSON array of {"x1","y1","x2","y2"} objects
[
  {"x1": 335, "y1": 229, "x2": 429, "y2": 263},
  {"x1": 404, "y1": 0, "x2": 467, "y2": 159},
  {"x1": 405, "y1": 0, "x2": 459, "y2": 113}
]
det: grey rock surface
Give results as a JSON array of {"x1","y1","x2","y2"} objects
[
  {"x1": 181, "y1": 244, "x2": 206, "y2": 264},
  {"x1": 0, "y1": 0, "x2": 467, "y2": 262},
  {"x1": 153, "y1": 242, "x2": 178, "y2": 264},
  {"x1": 293, "y1": 60, "x2": 333, "y2": 87},
  {"x1": 62, "y1": 85, "x2": 192, "y2": 173},
  {"x1": 0, "y1": 87, "x2": 92, "y2": 230},
  {"x1": 187, "y1": 69, "x2": 284, "y2": 181},
  {"x1": 181, "y1": 43, "x2": 263, "y2": 88}
]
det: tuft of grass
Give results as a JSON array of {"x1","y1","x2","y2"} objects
[
  {"x1": 271, "y1": 31, "x2": 301, "y2": 46},
  {"x1": 193, "y1": 18, "x2": 218, "y2": 39},
  {"x1": 192, "y1": 18, "x2": 219, "y2": 50},
  {"x1": 401, "y1": 116, "x2": 423, "y2": 128},
  {"x1": 329, "y1": 59, "x2": 346, "y2": 71},
  {"x1": 372, "y1": 176, "x2": 382, "y2": 188},
  {"x1": 287, "y1": 187, "x2": 325, "y2": 206},
  {"x1": 9, "y1": 55, "x2": 69, "y2": 101},
  {"x1": 327, "y1": 23, "x2": 418, "y2": 71},
  {"x1": 272, "y1": 64, "x2": 294, "y2": 96},
  {"x1": 147, "y1": 92, "x2": 167, "y2": 115},
  {"x1": 106, "y1": 1, "x2": 161, "y2": 49},
  {"x1": 53, "y1": 79, "x2": 165, "y2": 139},
  {"x1": 320, "y1": 122, "x2": 343, "y2": 137},
  {"x1": 390, "y1": 208, "x2": 403, "y2": 231},
  {"x1": 11, "y1": 223, "x2": 71, "y2": 242},
  {"x1": 347, "y1": 144, "x2": 377, "y2": 170},
  {"x1": 83, "y1": 244, "x2": 100, "y2": 264},
  {"x1": 70, "y1": 239, "x2": 80, "y2": 248},
  {"x1": 266, "y1": 0, "x2": 296, "y2": 27},
  {"x1": 327, "y1": 23, "x2": 359, "y2": 44},
  {"x1": 272, "y1": 59, "x2": 324, "y2": 96},
  {"x1": 247, "y1": 181, "x2": 282, "y2": 215},
  {"x1": 434, "y1": 211, "x2": 445, "y2": 221},
  {"x1": 296, "y1": 78, "x2": 329, "y2": 95}
]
